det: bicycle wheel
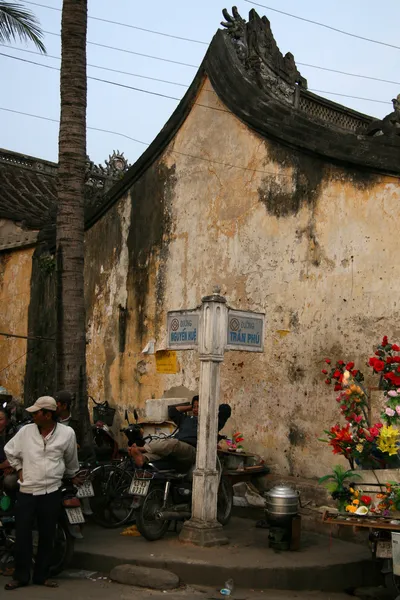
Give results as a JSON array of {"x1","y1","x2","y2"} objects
[{"x1": 89, "y1": 464, "x2": 135, "y2": 528}]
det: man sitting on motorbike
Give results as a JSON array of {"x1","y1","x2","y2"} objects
[{"x1": 128, "y1": 395, "x2": 231, "y2": 469}]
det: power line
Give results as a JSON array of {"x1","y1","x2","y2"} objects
[
  {"x1": 0, "y1": 107, "x2": 149, "y2": 145},
  {"x1": 0, "y1": 331, "x2": 55, "y2": 342},
  {"x1": 0, "y1": 105, "x2": 299, "y2": 178},
  {"x1": 5, "y1": 26, "x2": 399, "y2": 91},
  {"x1": 25, "y1": 0, "x2": 209, "y2": 46},
  {"x1": 0, "y1": 51, "x2": 392, "y2": 107},
  {"x1": 43, "y1": 29, "x2": 198, "y2": 69},
  {"x1": 245, "y1": 1, "x2": 400, "y2": 52},
  {"x1": 296, "y1": 62, "x2": 400, "y2": 88},
  {"x1": 24, "y1": 1, "x2": 400, "y2": 87}
]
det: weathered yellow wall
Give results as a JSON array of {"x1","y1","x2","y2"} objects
[
  {"x1": 84, "y1": 77, "x2": 400, "y2": 477},
  {"x1": 0, "y1": 247, "x2": 33, "y2": 399}
]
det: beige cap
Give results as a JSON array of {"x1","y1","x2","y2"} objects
[{"x1": 26, "y1": 396, "x2": 57, "y2": 413}]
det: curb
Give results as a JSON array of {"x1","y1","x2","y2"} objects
[{"x1": 72, "y1": 551, "x2": 383, "y2": 591}]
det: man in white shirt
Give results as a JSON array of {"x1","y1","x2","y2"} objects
[{"x1": 4, "y1": 396, "x2": 79, "y2": 591}]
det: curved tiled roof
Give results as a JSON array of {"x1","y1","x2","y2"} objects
[{"x1": 88, "y1": 7, "x2": 400, "y2": 229}]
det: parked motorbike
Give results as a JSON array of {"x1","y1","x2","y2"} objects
[
  {"x1": 123, "y1": 415, "x2": 233, "y2": 541},
  {"x1": 0, "y1": 474, "x2": 86, "y2": 576},
  {"x1": 370, "y1": 528, "x2": 400, "y2": 597},
  {"x1": 90, "y1": 396, "x2": 119, "y2": 461}
]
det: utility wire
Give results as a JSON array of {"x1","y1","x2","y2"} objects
[
  {"x1": 5, "y1": 43, "x2": 400, "y2": 89},
  {"x1": 0, "y1": 331, "x2": 55, "y2": 342},
  {"x1": 245, "y1": 1, "x2": 400, "y2": 52},
  {"x1": 43, "y1": 29, "x2": 198, "y2": 69},
  {"x1": 0, "y1": 51, "x2": 391, "y2": 107},
  {"x1": 24, "y1": 0, "x2": 209, "y2": 46},
  {"x1": 0, "y1": 106, "x2": 300, "y2": 178},
  {"x1": 22, "y1": 2, "x2": 400, "y2": 87},
  {"x1": 0, "y1": 346, "x2": 37, "y2": 375},
  {"x1": 0, "y1": 107, "x2": 149, "y2": 146}
]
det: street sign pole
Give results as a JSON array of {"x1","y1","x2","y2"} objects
[
  {"x1": 166, "y1": 288, "x2": 265, "y2": 547},
  {"x1": 179, "y1": 288, "x2": 229, "y2": 546}
]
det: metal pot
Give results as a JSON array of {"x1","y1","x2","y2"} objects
[{"x1": 265, "y1": 484, "x2": 299, "y2": 521}]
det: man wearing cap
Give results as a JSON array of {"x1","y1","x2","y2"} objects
[{"x1": 4, "y1": 396, "x2": 79, "y2": 591}]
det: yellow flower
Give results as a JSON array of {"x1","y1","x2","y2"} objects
[
  {"x1": 349, "y1": 488, "x2": 354, "y2": 494},
  {"x1": 354, "y1": 490, "x2": 360, "y2": 497},
  {"x1": 345, "y1": 505, "x2": 357, "y2": 513},
  {"x1": 353, "y1": 499, "x2": 360, "y2": 505},
  {"x1": 356, "y1": 444, "x2": 364, "y2": 452}
]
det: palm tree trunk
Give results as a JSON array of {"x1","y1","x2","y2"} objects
[{"x1": 56, "y1": 0, "x2": 91, "y2": 450}]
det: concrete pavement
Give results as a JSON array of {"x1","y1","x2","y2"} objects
[
  {"x1": 2, "y1": 573, "x2": 359, "y2": 600},
  {"x1": 71, "y1": 517, "x2": 382, "y2": 592}
]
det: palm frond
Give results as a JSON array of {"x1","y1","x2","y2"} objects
[{"x1": 0, "y1": 1, "x2": 46, "y2": 53}]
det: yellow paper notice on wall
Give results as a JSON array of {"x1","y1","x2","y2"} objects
[{"x1": 155, "y1": 350, "x2": 179, "y2": 374}]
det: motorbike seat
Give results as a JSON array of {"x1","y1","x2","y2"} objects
[{"x1": 148, "y1": 460, "x2": 189, "y2": 478}]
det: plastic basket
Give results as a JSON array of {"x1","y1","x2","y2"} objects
[{"x1": 93, "y1": 405, "x2": 115, "y2": 427}]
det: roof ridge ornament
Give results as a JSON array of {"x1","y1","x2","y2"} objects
[
  {"x1": 221, "y1": 6, "x2": 307, "y2": 100},
  {"x1": 366, "y1": 93, "x2": 400, "y2": 137}
]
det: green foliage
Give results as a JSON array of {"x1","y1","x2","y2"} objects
[
  {"x1": 318, "y1": 464, "x2": 362, "y2": 491},
  {"x1": 0, "y1": 1, "x2": 46, "y2": 53}
]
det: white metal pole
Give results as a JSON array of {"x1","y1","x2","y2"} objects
[{"x1": 179, "y1": 287, "x2": 228, "y2": 546}]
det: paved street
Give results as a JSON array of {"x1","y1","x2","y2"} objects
[{"x1": 1, "y1": 571, "x2": 356, "y2": 600}]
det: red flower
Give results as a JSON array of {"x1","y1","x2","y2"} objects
[
  {"x1": 333, "y1": 370, "x2": 341, "y2": 378},
  {"x1": 321, "y1": 369, "x2": 328, "y2": 374},
  {"x1": 383, "y1": 336, "x2": 389, "y2": 346},
  {"x1": 369, "y1": 426, "x2": 380, "y2": 437},
  {"x1": 340, "y1": 405, "x2": 347, "y2": 411},
  {"x1": 352, "y1": 370, "x2": 359, "y2": 376},
  {"x1": 373, "y1": 360, "x2": 385, "y2": 372},
  {"x1": 346, "y1": 362, "x2": 355, "y2": 370},
  {"x1": 361, "y1": 495, "x2": 372, "y2": 506},
  {"x1": 375, "y1": 350, "x2": 383, "y2": 356},
  {"x1": 374, "y1": 423, "x2": 383, "y2": 429},
  {"x1": 325, "y1": 359, "x2": 331, "y2": 364},
  {"x1": 354, "y1": 415, "x2": 363, "y2": 424},
  {"x1": 392, "y1": 344, "x2": 400, "y2": 352},
  {"x1": 334, "y1": 384, "x2": 342, "y2": 391},
  {"x1": 337, "y1": 360, "x2": 345, "y2": 366},
  {"x1": 369, "y1": 357, "x2": 377, "y2": 367},
  {"x1": 325, "y1": 379, "x2": 331, "y2": 385},
  {"x1": 393, "y1": 356, "x2": 400, "y2": 363}
]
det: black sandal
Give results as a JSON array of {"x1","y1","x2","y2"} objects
[
  {"x1": 33, "y1": 580, "x2": 59, "y2": 588},
  {"x1": 4, "y1": 580, "x2": 27, "y2": 591}
]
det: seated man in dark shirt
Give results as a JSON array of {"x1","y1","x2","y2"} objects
[{"x1": 129, "y1": 395, "x2": 231, "y2": 468}]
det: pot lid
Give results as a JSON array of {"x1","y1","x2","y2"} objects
[{"x1": 266, "y1": 485, "x2": 298, "y2": 498}]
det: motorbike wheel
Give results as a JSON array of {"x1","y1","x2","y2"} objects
[
  {"x1": 135, "y1": 484, "x2": 170, "y2": 541},
  {"x1": 217, "y1": 477, "x2": 233, "y2": 526},
  {"x1": 32, "y1": 519, "x2": 74, "y2": 576},
  {"x1": 89, "y1": 464, "x2": 135, "y2": 528},
  {"x1": 384, "y1": 570, "x2": 400, "y2": 597}
]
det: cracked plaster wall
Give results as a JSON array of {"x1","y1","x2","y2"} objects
[
  {"x1": 0, "y1": 247, "x2": 33, "y2": 399},
  {"x1": 81, "y1": 77, "x2": 400, "y2": 477}
]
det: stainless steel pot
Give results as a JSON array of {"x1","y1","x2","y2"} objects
[{"x1": 265, "y1": 484, "x2": 299, "y2": 520}]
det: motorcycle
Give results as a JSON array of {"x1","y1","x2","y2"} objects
[
  {"x1": 123, "y1": 414, "x2": 233, "y2": 541},
  {"x1": 0, "y1": 474, "x2": 86, "y2": 576},
  {"x1": 90, "y1": 396, "x2": 119, "y2": 462}
]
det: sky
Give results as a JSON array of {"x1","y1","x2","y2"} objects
[{"x1": 1, "y1": 0, "x2": 399, "y2": 166}]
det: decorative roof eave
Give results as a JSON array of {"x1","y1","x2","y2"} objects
[
  {"x1": 0, "y1": 231, "x2": 38, "y2": 253},
  {"x1": 206, "y1": 30, "x2": 400, "y2": 176},
  {"x1": 86, "y1": 12, "x2": 400, "y2": 230}
]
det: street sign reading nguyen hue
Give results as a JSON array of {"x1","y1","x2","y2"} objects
[
  {"x1": 167, "y1": 310, "x2": 199, "y2": 350},
  {"x1": 226, "y1": 309, "x2": 265, "y2": 352}
]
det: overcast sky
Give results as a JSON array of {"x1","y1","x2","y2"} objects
[{"x1": 1, "y1": 0, "x2": 399, "y2": 166}]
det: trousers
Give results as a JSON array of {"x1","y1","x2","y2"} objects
[
  {"x1": 14, "y1": 489, "x2": 61, "y2": 584},
  {"x1": 143, "y1": 438, "x2": 196, "y2": 465}
]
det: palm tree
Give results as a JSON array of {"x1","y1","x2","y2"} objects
[
  {"x1": 56, "y1": 0, "x2": 91, "y2": 450},
  {"x1": 0, "y1": 1, "x2": 46, "y2": 52}
]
